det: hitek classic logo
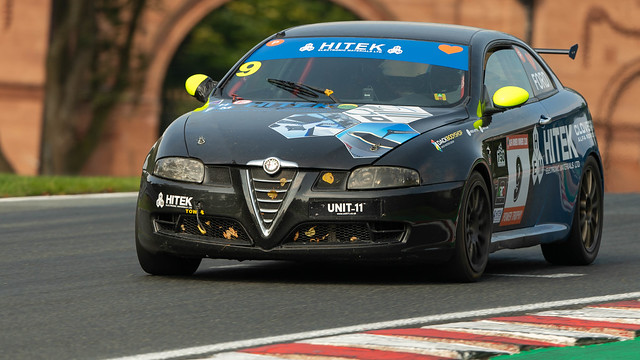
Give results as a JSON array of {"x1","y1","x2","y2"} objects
[{"x1": 156, "y1": 192, "x2": 193, "y2": 209}]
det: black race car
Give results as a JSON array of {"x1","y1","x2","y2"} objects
[{"x1": 135, "y1": 21, "x2": 603, "y2": 281}]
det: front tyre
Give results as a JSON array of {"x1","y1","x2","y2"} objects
[
  {"x1": 446, "y1": 172, "x2": 492, "y2": 282},
  {"x1": 541, "y1": 156, "x2": 603, "y2": 265},
  {"x1": 136, "y1": 232, "x2": 202, "y2": 276}
]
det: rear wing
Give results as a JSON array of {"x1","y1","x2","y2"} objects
[{"x1": 534, "y1": 44, "x2": 579, "y2": 60}]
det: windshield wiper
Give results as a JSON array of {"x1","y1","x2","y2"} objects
[{"x1": 267, "y1": 78, "x2": 338, "y2": 103}]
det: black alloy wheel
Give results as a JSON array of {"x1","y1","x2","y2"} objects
[
  {"x1": 577, "y1": 163, "x2": 602, "y2": 252},
  {"x1": 541, "y1": 156, "x2": 603, "y2": 265},
  {"x1": 447, "y1": 172, "x2": 492, "y2": 282}
]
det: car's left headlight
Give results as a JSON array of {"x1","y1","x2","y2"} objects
[
  {"x1": 153, "y1": 157, "x2": 205, "y2": 183},
  {"x1": 347, "y1": 166, "x2": 420, "y2": 189}
]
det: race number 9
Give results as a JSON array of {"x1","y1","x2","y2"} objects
[{"x1": 236, "y1": 61, "x2": 261, "y2": 77}]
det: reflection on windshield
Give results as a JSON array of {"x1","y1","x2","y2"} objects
[{"x1": 222, "y1": 57, "x2": 467, "y2": 107}]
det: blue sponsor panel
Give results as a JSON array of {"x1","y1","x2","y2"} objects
[{"x1": 248, "y1": 37, "x2": 469, "y2": 71}]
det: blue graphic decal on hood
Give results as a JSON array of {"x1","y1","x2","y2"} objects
[
  {"x1": 337, "y1": 122, "x2": 419, "y2": 158},
  {"x1": 269, "y1": 105, "x2": 430, "y2": 158},
  {"x1": 269, "y1": 113, "x2": 359, "y2": 138}
]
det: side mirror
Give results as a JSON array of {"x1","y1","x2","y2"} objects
[
  {"x1": 492, "y1": 86, "x2": 529, "y2": 109},
  {"x1": 480, "y1": 85, "x2": 529, "y2": 120},
  {"x1": 185, "y1": 74, "x2": 217, "y2": 103}
]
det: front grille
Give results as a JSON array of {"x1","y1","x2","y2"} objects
[
  {"x1": 155, "y1": 214, "x2": 251, "y2": 244},
  {"x1": 248, "y1": 167, "x2": 297, "y2": 231},
  {"x1": 282, "y1": 222, "x2": 406, "y2": 246}
]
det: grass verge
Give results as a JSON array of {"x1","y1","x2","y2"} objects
[
  {"x1": 0, "y1": 173, "x2": 140, "y2": 197},
  {"x1": 491, "y1": 337, "x2": 640, "y2": 359}
]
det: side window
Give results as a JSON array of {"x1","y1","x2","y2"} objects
[
  {"x1": 484, "y1": 48, "x2": 534, "y2": 99},
  {"x1": 514, "y1": 46, "x2": 556, "y2": 97}
]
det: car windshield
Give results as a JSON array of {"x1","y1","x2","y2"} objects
[{"x1": 220, "y1": 37, "x2": 469, "y2": 107}]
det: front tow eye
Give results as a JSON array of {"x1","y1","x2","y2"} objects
[{"x1": 195, "y1": 202, "x2": 206, "y2": 235}]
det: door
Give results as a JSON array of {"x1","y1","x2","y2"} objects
[{"x1": 481, "y1": 46, "x2": 550, "y2": 232}]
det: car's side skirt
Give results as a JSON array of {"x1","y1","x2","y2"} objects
[{"x1": 489, "y1": 223, "x2": 569, "y2": 253}]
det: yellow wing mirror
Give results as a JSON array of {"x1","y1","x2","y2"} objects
[
  {"x1": 185, "y1": 74, "x2": 217, "y2": 103},
  {"x1": 492, "y1": 86, "x2": 529, "y2": 108},
  {"x1": 476, "y1": 86, "x2": 530, "y2": 128},
  {"x1": 479, "y1": 85, "x2": 530, "y2": 118}
]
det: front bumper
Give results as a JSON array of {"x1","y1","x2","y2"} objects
[{"x1": 135, "y1": 166, "x2": 464, "y2": 263}]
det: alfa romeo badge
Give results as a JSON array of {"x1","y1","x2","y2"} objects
[{"x1": 263, "y1": 157, "x2": 280, "y2": 175}]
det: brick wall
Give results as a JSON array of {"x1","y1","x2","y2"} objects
[{"x1": 0, "y1": 0, "x2": 50, "y2": 174}]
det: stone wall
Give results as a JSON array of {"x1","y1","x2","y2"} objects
[{"x1": 1, "y1": 0, "x2": 639, "y2": 192}]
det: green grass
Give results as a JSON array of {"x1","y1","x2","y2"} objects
[
  {"x1": 491, "y1": 337, "x2": 640, "y2": 360},
  {"x1": 0, "y1": 173, "x2": 140, "y2": 197}
]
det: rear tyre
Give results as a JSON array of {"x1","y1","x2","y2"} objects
[
  {"x1": 541, "y1": 157, "x2": 603, "y2": 265},
  {"x1": 136, "y1": 234, "x2": 202, "y2": 276},
  {"x1": 446, "y1": 172, "x2": 492, "y2": 282}
]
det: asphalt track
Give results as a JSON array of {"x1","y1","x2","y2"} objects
[{"x1": 0, "y1": 193, "x2": 639, "y2": 359}]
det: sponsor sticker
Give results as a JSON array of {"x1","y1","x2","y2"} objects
[
  {"x1": 431, "y1": 130, "x2": 463, "y2": 151},
  {"x1": 500, "y1": 206, "x2": 526, "y2": 226},
  {"x1": 540, "y1": 124, "x2": 579, "y2": 164},
  {"x1": 574, "y1": 121, "x2": 595, "y2": 142},
  {"x1": 494, "y1": 177, "x2": 508, "y2": 207},
  {"x1": 532, "y1": 124, "x2": 581, "y2": 185},
  {"x1": 497, "y1": 143, "x2": 506, "y2": 167},
  {"x1": 266, "y1": 39, "x2": 284, "y2": 47},
  {"x1": 493, "y1": 208, "x2": 504, "y2": 224},
  {"x1": 438, "y1": 44, "x2": 464, "y2": 55},
  {"x1": 466, "y1": 125, "x2": 488, "y2": 136},
  {"x1": 531, "y1": 71, "x2": 553, "y2": 91},
  {"x1": 156, "y1": 192, "x2": 193, "y2": 209},
  {"x1": 493, "y1": 176, "x2": 508, "y2": 224}
]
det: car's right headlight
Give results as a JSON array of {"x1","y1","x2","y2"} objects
[
  {"x1": 347, "y1": 166, "x2": 420, "y2": 189},
  {"x1": 153, "y1": 157, "x2": 205, "y2": 183}
]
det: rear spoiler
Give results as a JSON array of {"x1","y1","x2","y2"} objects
[{"x1": 534, "y1": 44, "x2": 579, "y2": 60}]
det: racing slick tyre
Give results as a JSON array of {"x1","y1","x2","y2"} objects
[
  {"x1": 135, "y1": 232, "x2": 202, "y2": 276},
  {"x1": 446, "y1": 172, "x2": 492, "y2": 282},
  {"x1": 541, "y1": 156, "x2": 603, "y2": 265}
]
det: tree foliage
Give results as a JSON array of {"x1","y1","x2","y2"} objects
[
  {"x1": 38, "y1": 0, "x2": 357, "y2": 174},
  {"x1": 160, "y1": 0, "x2": 359, "y2": 131},
  {"x1": 40, "y1": 0, "x2": 146, "y2": 175},
  {"x1": 517, "y1": 0, "x2": 536, "y2": 44}
]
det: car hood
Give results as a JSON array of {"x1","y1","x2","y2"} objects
[{"x1": 184, "y1": 99, "x2": 468, "y2": 169}]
